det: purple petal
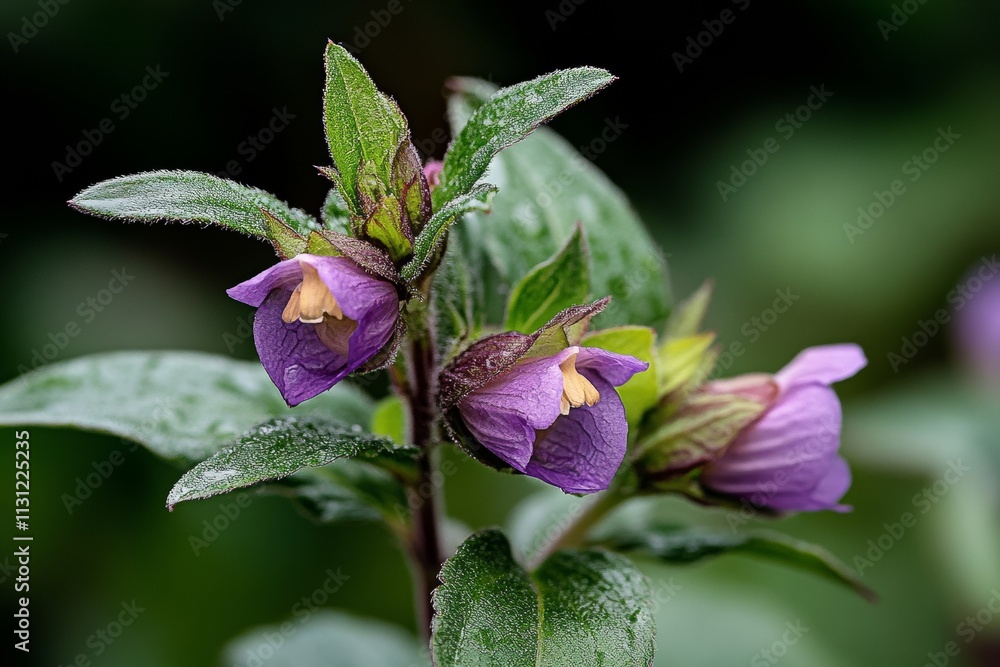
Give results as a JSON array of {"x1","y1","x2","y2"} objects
[
  {"x1": 227, "y1": 257, "x2": 303, "y2": 307},
  {"x1": 953, "y1": 264, "x2": 1000, "y2": 382},
  {"x1": 231, "y1": 254, "x2": 399, "y2": 406},
  {"x1": 525, "y1": 374, "x2": 628, "y2": 494},
  {"x1": 774, "y1": 344, "x2": 867, "y2": 390},
  {"x1": 576, "y1": 347, "x2": 649, "y2": 386},
  {"x1": 253, "y1": 288, "x2": 351, "y2": 406},
  {"x1": 458, "y1": 353, "x2": 569, "y2": 470},
  {"x1": 701, "y1": 384, "x2": 847, "y2": 510}
]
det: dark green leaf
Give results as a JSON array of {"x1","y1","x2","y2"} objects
[
  {"x1": 69, "y1": 170, "x2": 319, "y2": 238},
  {"x1": 432, "y1": 529, "x2": 656, "y2": 667},
  {"x1": 222, "y1": 610, "x2": 428, "y2": 667},
  {"x1": 435, "y1": 67, "x2": 615, "y2": 207},
  {"x1": 607, "y1": 526, "x2": 877, "y2": 603},
  {"x1": 505, "y1": 224, "x2": 590, "y2": 334},
  {"x1": 0, "y1": 352, "x2": 372, "y2": 465},
  {"x1": 321, "y1": 187, "x2": 353, "y2": 234},
  {"x1": 401, "y1": 183, "x2": 496, "y2": 280},
  {"x1": 263, "y1": 463, "x2": 407, "y2": 526},
  {"x1": 323, "y1": 42, "x2": 407, "y2": 213},
  {"x1": 432, "y1": 229, "x2": 484, "y2": 361},
  {"x1": 447, "y1": 79, "x2": 671, "y2": 329},
  {"x1": 166, "y1": 415, "x2": 416, "y2": 507}
]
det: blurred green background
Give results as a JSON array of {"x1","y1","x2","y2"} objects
[{"x1": 2, "y1": 0, "x2": 1000, "y2": 664}]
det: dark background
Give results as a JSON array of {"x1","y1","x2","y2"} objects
[{"x1": 3, "y1": 0, "x2": 1000, "y2": 665}]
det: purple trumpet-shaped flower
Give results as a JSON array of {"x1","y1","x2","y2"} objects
[
  {"x1": 228, "y1": 254, "x2": 399, "y2": 406},
  {"x1": 700, "y1": 344, "x2": 867, "y2": 512},
  {"x1": 457, "y1": 346, "x2": 648, "y2": 494}
]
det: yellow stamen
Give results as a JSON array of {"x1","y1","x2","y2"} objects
[
  {"x1": 559, "y1": 354, "x2": 600, "y2": 414},
  {"x1": 281, "y1": 261, "x2": 343, "y2": 324}
]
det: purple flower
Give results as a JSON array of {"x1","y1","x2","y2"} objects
[
  {"x1": 953, "y1": 263, "x2": 1000, "y2": 385},
  {"x1": 228, "y1": 254, "x2": 399, "y2": 406},
  {"x1": 700, "y1": 344, "x2": 867, "y2": 512},
  {"x1": 457, "y1": 346, "x2": 648, "y2": 494}
]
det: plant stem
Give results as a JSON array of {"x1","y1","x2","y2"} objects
[
  {"x1": 528, "y1": 483, "x2": 627, "y2": 570},
  {"x1": 402, "y1": 323, "x2": 443, "y2": 642}
]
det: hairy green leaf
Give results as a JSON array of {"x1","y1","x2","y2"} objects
[
  {"x1": 505, "y1": 224, "x2": 590, "y2": 334},
  {"x1": 435, "y1": 67, "x2": 615, "y2": 207},
  {"x1": 323, "y1": 41, "x2": 407, "y2": 213},
  {"x1": 401, "y1": 183, "x2": 496, "y2": 280},
  {"x1": 432, "y1": 529, "x2": 656, "y2": 667},
  {"x1": 167, "y1": 415, "x2": 416, "y2": 507},
  {"x1": 447, "y1": 79, "x2": 671, "y2": 329},
  {"x1": 0, "y1": 352, "x2": 372, "y2": 464},
  {"x1": 263, "y1": 463, "x2": 408, "y2": 526},
  {"x1": 69, "y1": 170, "x2": 319, "y2": 238}
]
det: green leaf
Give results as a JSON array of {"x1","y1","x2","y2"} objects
[
  {"x1": 323, "y1": 41, "x2": 407, "y2": 214},
  {"x1": 401, "y1": 183, "x2": 496, "y2": 280},
  {"x1": 321, "y1": 187, "x2": 353, "y2": 234},
  {"x1": 166, "y1": 415, "x2": 416, "y2": 507},
  {"x1": 664, "y1": 280, "x2": 713, "y2": 339},
  {"x1": 362, "y1": 194, "x2": 412, "y2": 260},
  {"x1": 582, "y1": 326, "x2": 657, "y2": 428},
  {"x1": 505, "y1": 224, "x2": 590, "y2": 334},
  {"x1": 435, "y1": 67, "x2": 615, "y2": 207},
  {"x1": 263, "y1": 463, "x2": 407, "y2": 526},
  {"x1": 432, "y1": 229, "x2": 484, "y2": 361},
  {"x1": 0, "y1": 352, "x2": 372, "y2": 465},
  {"x1": 69, "y1": 170, "x2": 319, "y2": 238},
  {"x1": 432, "y1": 529, "x2": 656, "y2": 667},
  {"x1": 222, "y1": 610, "x2": 428, "y2": 667},
  {"x1": 447, "y1": 79, "x2": 671, "y2": 330},
  {"x1": 607, "y1": 526, "x2": 878, "y2": 603},
  {"x1": 371, "y1": 395, "x2": 408, "y2": 445}
]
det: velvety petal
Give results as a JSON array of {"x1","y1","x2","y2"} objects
[
  {"x1": 525, "y1": 375, "x2": 628, "y2": 494},
  {"x1": 252, "y1": 288, "x2": 351, "y2": 407},
  {"x1": 774, "y1": 344, "x2": 867, "y2": 390},
  {"x1": 227, "y1": 257, "x2": 304, "y2": 307},
  {"x1": 298, "y1": 256, "x2": 399, "y2": 369},
  {"x1": 701, "y1": 384, "x2": 844, "y2": 506},
  {"x1": 458, "y1": 353, "x2": 571, "y2": 470},
  {"x1": 233, "y1": 254, "x2": 400, "y2": 406},
  {"x1": 576, "y1": 347, "x2": 649, "y2": 386}
]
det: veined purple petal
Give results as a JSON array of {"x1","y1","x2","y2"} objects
[
  {"x1": 458, "y1": 351, "x2": 574, "y2": 470},
  {"x1": 774, "y1": 344, "x2": 867, "y2": 390},
  {"x1": 701, "y1": 384, "x2": 847, "y2": 511},
  {"x1": 457, "y1": 344, "x2": 646, "y2": 494},
  {"x1": 576, "y1": 347, "x2": 650, "y2": 385},
  {"x1": 229, "y1": 254, "x2": 399, "y2": 406},
  {"x1": 526, "y1": 374, "x2": 628, "y2": 494}
]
